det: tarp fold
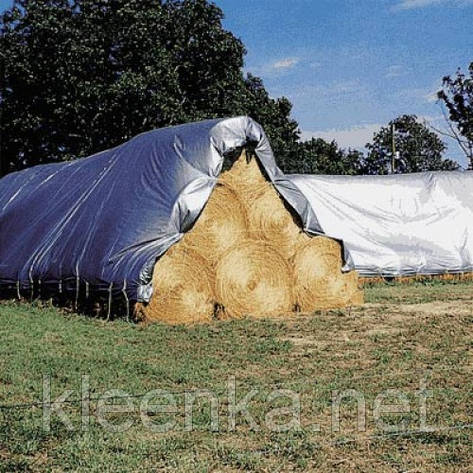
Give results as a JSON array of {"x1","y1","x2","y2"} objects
[{"x1": 0, "y1": 116, "x2": 329, "y2": 304}]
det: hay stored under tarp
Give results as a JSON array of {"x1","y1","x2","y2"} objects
[
  {"x1": 247, "y1": 182, "x2": 310, "y2": 260},
  {"x1": 360, "y1": 272, "x2": 473, "y2": 286},
  {"x1": 136, "y1": 245, "x2": 215, "y2": 325},
  {"x1": 215, "y1": 240, "x2": 294, "y2": 319},
  {"x1": 292, "y1": 236, "x2": 363, "y2": 311},
  {"x1": 139, "y1": 149, "x2": 363, "y2": 324},
  {"x1": 221, "y1": 151, "x2": 310, "y2": 259},
  {"x1": 179, "y1": 180, "x2": 248, "y2": 267},
  {"x1": 219, "y1": 150, "x2": 268, "y2": 202}
]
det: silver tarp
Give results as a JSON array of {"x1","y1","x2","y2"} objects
[
  {"x1": 0, "y1": 116, "x2": 335, "y2": 307},
  {"x1": 289, "y1": 171, "x2": 473, "y2": 276}
]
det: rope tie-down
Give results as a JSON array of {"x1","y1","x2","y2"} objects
[
  {"x1": 122, "y1": 280, "x2": 130, "y2": 321},
  {"x1": 106, "y1": 282, "x2": 113, "y2": 321},
  {"x1": 74, "y1": 272, "x2": 80, "y2": 311},
  {"x1": 28, "y1": 268, "x2": 34, "y2": 301}
]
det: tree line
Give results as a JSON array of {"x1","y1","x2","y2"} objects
[{"x1": 1, "y1": 0, "x2": 472, "y2": 177}]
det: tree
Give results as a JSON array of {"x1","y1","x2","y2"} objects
[
  {"x1": 437, "y1": 62, "x2": 473, "y2": 169},
  {"x1": 286, "y1": 138, "x2": 364, "y2": 175},
  {"x1": 239, "y1": 74, "x2": 300, "y2": 173},
  {"x1": 0, "y1": 0, "x2": 298, "y2": 176},
  {"x1": 364, "y1": 115, "x2": 459, "y2": 175}
]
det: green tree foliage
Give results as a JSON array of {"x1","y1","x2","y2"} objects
[
  {"x1": 364, "y1": 115, "x2": 459, "y2": 174},
  {"x1": 1, "y1": 1, "x2": 459, "y2": 177},
  {"x1": 238, "y1": 74, "x2": 300, "y2": 173},
  {"x1": 0, "y1": 0, "x2": 300, "y2": 175},
  {"x1": 285, "y1": 138, "x2": 364, "y2": 175},
  {"x1": 437, "y1": 62, "x2": 473, "y2": 169}
]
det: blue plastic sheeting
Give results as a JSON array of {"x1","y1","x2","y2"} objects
[{"x1": 0, "y1": 116, "x2": 331, "y2": 308}]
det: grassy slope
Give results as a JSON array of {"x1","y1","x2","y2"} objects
[{"x1": 1, "y1": 280, "x2": 473, "y2": 472}]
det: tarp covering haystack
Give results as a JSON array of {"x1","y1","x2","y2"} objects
[
  {"x1": 136, "y1": 149, "x2": 363, "y2": 323},
  {"x1": 289, "y1": 172, "x2": 473, "y2": 277},
  {"x1": 0, "y1": 116, "x2": 361, "y2": 323}
]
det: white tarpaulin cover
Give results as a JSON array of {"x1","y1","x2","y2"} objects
[{"x1": 289, "y1": 171, "x2": 473, "y2": 276}]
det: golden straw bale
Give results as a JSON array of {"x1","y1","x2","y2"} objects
[
  {"x1": 397, "y1": 276, "x2": 415, "y2": 285},
  {"x1": 136, "y1": 245, "x2": 215, "y2": 325},
  {"x1": 215, "y1": 240, "x2": 294, "y2": 319},
  {"x1": 292, "y1": 236, "x2": 359, "y2": 311},
  {"x1": 221, "y1": 150, "x2": 309, "y2": 259},
  {"x1": 219, "y1": 151, "x2": 268, "y2": 203},
  {"x1": 459, "y1": 272, "x2": 473, "y2": 282},
  {"x1": 349, "y1": 287, "x2": 365, "y2": 306},
  {"x1": 363, "y1": 272, "x2": 473, "y2": 286},
  {"x1": 179, "y1": 181, "x2": 248, "y2": 267},
  {"x1": 359, "y1": 276, "x2": 382, "y2": 287},
  {"x1": 441, "y1": 273, "x2": 455, "y2": 282},
  {"x1": 344, "y1": 270, "x2": 363, "y2": 306},
  {"x1": 293, "y1": 236, "x2": 343, "y2": 278},
  {"x1": 246, "y1": 182, "x2": 308, "y2": 260},
  {"x1": 296, "y1": 271, "x2": 361, "y2": 312}
]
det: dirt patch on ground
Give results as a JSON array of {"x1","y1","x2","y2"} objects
[{"x1": 398, "y1": 300, "x2": 473, "y2": 316}]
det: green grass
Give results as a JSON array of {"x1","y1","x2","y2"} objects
[
  {"x1": 1, "y1": 280, "x2": 473, "y2": 472},
  {"x1": 364, "y1": 278, "x2": 473, "y2": 304}
]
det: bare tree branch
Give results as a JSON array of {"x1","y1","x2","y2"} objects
[{"x1": 423, "y1": 104, "x2": 473, "y2": 168}]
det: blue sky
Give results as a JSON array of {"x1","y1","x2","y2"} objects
[
  {"x1": 1, "y1": 0, "x2": 471, "y2": 165},
  {"x1": 213, "y1": 0, "x2": 472, "y2": 166}
]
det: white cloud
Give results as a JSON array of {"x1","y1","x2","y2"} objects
[
  {"x1": 395, "y1": 81, "x2": 442, "y2": 103},
  {"x1": 300, "y1": 124, "x2": 382, "y2": 149},
  {"x1": 393, "y1": 82, "x2": 444, "y2": 105},
  {"x1": 288, "y1": 80, "x2": 363, "y2": 100},
  {"x1": 396, "y1": 0, "x2": 443, "y2": 9},
  {"x1": 249, "y1": 57, "x2": 301, "y2": 78},
  {"x1": 272, "y1": 57, "x2": 299, "y2": 69},
  {"x1": 300, "y1": 116, "x2": 448, "y2": 151},
  {"x1": 385, "y1": 65, "x2": 404, "y2": 78},
  {"x1": 394, "y1": 0, "x2": 473, "y2": 10},
  {"x1": 425, "y1": 90, "x2": 440, "y2": 103}
]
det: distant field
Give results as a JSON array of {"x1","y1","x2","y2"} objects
[{"x1": 1, "y1": 280, "x2": 473, "y2": 472}]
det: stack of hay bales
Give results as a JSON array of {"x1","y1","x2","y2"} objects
[
  {"x1": 360, "y1": 272, "x2": 473, "y2": 286},
  {"x1": 136, "y1": 151, "x2": 363, "y2": 324}
]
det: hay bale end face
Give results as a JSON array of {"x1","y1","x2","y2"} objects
[
  {"x1": 136, "y1": 245, "x2": 215, "y2": 325},
  {"x1": 219, "y1": 150, "x2": 268, "y2": 202},
  {"x1": 247, "y1": 183, "x2": 308, "y2": 260},
  {"x1": 292, "y1": 235, "x2": 361, "y2": 311},
  {"x1": 179, "y1": 180, "x2": 248, "y2": 267},
  {"x1": 215, "y1": 240, "x2": 294, "y2": 319}
]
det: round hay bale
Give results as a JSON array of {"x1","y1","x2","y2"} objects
[
  {"x1": 220, "y1": 150, "x2": 308, "y2": 259},
  {"x1": 219, "y1": 151, "x2": 268, "y2": 209},
  {"x1": 296, "y1": 272, "x2": 361, "y2": 312},
  {"x1": 292, "y1": 236, "x2": 360, "y2": 311},
  {"x1": 349, "y1": 287, "x2": 365, "y2": 306},
  {"x1": 247, "y1": 183, "x2": 307, "y2": 260},
  {"x1": 180, "y1": 181, "x2": 248, "y2": 267},
  {"x1": 136, "y1": 246, "x2": 215, "y2": 325},
  {"x1": 215, "y1": 240, "x2": 294, "y2": 319},
  {"x1": 359, "y1": 276, "x2": 386, "y2": 286},
  {"x1": 343, "y1": 270, "x2": 363, "y2": 305}
]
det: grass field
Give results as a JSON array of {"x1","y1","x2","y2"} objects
[{"x1": 1, "y1": 280, "x2": 473, "y2": 472}]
